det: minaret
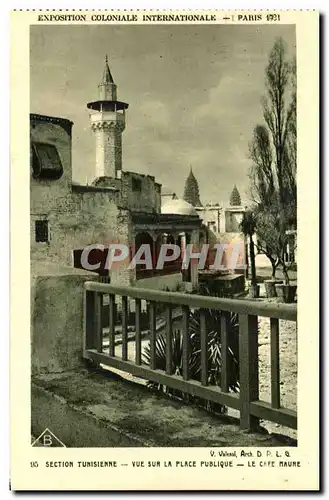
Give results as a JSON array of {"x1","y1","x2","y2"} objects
[
  {"x1": 87, "y1": 56, "x2": 129, "y2": 179},
  {"x1": 229, "y1": 185, "x2": 241, "y2": 206},
  {"x1": 183, "y1": 167, "x2": 202, "y2": 207}
]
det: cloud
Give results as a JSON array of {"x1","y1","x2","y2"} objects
[
  {"x1": 30, "y1": 24, "x2": 296, "y2": 205},
  {"x1": 135, "y1": 97, "x2": 171, "y2": 129}
]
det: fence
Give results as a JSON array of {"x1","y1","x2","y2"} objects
[{"x1": 83, "y1": 282, "x2": 297, "y2": 431}]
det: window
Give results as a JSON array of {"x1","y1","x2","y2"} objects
[
  {"x1": 132, "y1": 177, "x2": 142, "y2": 192},
  {"x1": 31, "y1": 142, "x2": 64, "y2": 180},
  {"x1": 35, "y1": 220, "x2": 49, "y2": 243}
]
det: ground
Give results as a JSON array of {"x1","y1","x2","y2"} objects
[
  {"x1": 256, "y1": 267, "x2": 297, "y2": 285},
  {"x1": 32, "y1": 369, "x2": 296, "y2": 447},
  {"x1": 258, "y1": 317, "x2": 297, "y2": 439}
]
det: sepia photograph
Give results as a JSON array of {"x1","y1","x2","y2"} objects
[{"x1": 29, "y1": 23, "x2": 299, "y2": 450}]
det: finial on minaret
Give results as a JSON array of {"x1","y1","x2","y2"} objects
[{"x1": 101, "y1": 55, "x2": 115, "y2": 89}]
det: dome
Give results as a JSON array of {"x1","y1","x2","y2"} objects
[{"x1": 161, "y1": 198, "x2": 199, "y2": 217}]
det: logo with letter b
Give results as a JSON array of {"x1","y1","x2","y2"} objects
[{"x1": 32, "y1": 428, "x2": 66, "y2": 447}]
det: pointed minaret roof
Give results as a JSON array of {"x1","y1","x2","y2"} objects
[
  {"x1": 229, "y1": 184, "x2": 241, "y2": 206},
  {"x1": 87, "y1": 56, "x2": 129, "y2": 112},
  {"x1": 183, "y1": 167, "x2": 202, "y2": 207},
  {"x1": 101, "y1": 54, "x2": 115, "y2": 85}
]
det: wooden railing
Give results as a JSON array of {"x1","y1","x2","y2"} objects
[{"x1": 83, "y1": 282, "x2": 297, "y2": 431}]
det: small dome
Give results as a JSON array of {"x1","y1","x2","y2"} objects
[{"x1": 161, "y1": 198, "x2": 199, "y2": 217}]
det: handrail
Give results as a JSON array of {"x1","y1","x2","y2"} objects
[
  {"x1": 84, "y1": 281, "x2": 297, "y2": 321},
  {"x1": 84, "y1": 282, "x2": 297, "y2": 431}
]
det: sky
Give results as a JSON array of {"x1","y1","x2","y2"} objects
[{"x1": 30, "y1": 24, "x2": 295, "y2": 205}]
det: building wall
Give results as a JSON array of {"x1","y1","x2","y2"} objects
[
  {"x1": 196, "y1": 206, "x2": 245, "y2": 235},
  {"x1": 30, "y1": 115, "x2": 198, "y2": 290},
  {"x1": 30, "y1": 118, "x2": 131, "y2": 277},
  {"x1": 196, "y1": 206, "x2": 221, "y2": 234},
  {"x1": 30, "y1": 116, "x2": 164, "y2": 288},
  {"x1": 120, "y1": 171, "x2": 161, "y2": 213},
  {"x1": 30, "y1": 118, "x2": 73, "y2": 208},
  {"x1": 31, "y1": 117, "x2": 74, "y2": 264},
  {"x1": 225, "y1": 210, "x2": 244, "y2": 233},
  {"x1": 108, "y1": 208, "x2": 136, "y2": 287}
]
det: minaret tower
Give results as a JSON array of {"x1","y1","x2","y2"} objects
[{"x1": 87, "y1": 55, "x2": 129, "y2": 179}]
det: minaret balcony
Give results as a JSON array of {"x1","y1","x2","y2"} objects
[{"x1": 90, "y1": 110, "x2": 126, "y2": 129}]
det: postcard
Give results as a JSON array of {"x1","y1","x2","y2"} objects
[{"x1": 10, "y1": 9, "x2": 319, "y2": 490}]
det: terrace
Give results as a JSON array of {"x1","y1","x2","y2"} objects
[{"x1": 31, "y1": 262, "x2": 297, "y2": 447}]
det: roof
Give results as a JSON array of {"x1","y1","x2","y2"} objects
[
  {"x1": 183, "y1": 167, "x2": 202, "y2": 207},
  {"x1": 87, "y1": 100, "x2": 129, "y2": 111},
  {"x1": 229, "y1": 184, "x2": 242, "y2": 206},
  {"x1": 131, "y1": 211, "x2": 201, "y2": 230},
  {"x1": 72, "y1": 184, "x2": 118, "y2": 194},
  {"x1": 101, "y1": 55, "x2": 115, "y2": 85},
  {"x1": 30, "y1": 113, "x2": 74, "y2": 136}
]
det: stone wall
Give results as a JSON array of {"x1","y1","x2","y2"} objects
[
  {"x1": 30, "y1": 117, "x2": 129, "y2": 275},
  {"x1": 120, "y1": 171, "x2": 161, "y2": 213},
  {"x1": 31, "y1": 261, "x2": 98, "y2": 374},
  {"x1": 30, "y1": 115, "x2": 171, "y2": 288}
]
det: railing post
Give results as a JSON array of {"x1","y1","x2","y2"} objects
[
  {"x1": 166, "y1": 305, "x2": 173, "y2": 375},
  {"x1": 108, "y1": 294, "x2": 116, "y2": 357},
  {"x1": 121, "y1": 296, "x2": 128, "y2": 361},
  {"x1": 239, "y1": 313, "x2": 259, "y2": 430},
  {"x1": 149, "y1": 302, "x2": 156, "y2": 370},
  {"x1": 200, "y1": 309, "x2": 208, "y2": 386},
  {"x1": 94, "y1": 292, "x2": 103, "y2": 353},
  {"x1": 84, "y1": 289, "x2": 97, "y2": 353},
  {"x1": 220, "y1": 312, "x2": 230, "y2": 393},
  {"x1": 270, "y1": 318, "x2": 280, "y2": 409},
  {"x1": 182, "y1": 306, "x2": 190, "y2": 381},
  {"x1": 135, "y1": 299, "x2": 142, "y2": 365}
]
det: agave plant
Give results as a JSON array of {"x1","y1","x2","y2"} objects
[
  {"x1": 189, "y1": 307, "x2": 240, "y2": 392},
  {"x1": 142, "y1": 328, "x2": 200, "y2": 400},
  {"x1": 142, "y1": 288, "x2": 241, "y2": 414}
]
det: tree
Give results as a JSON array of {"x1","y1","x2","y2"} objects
[
  {"x1": 249, "y1": 125, "x2": 275, "y2": 207},
  {"x1": 254, "y1": 204, "x2": 281, "y2": 279},
  {"x1": 240, "y1": 210, "x2": 258, "y2": 294},
  {"x1": 248, "y1": 38, "x2": 296, "y2": 284}
]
